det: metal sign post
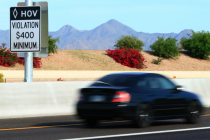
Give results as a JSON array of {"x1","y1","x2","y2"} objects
[
  {"x1": 10, "y1": 0, "x2": 41, "y2": 82},
  {"x1": 25, "y1": 0, "x2": 33, "y2": 82}
]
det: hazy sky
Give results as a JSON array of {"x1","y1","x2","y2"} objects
[{"x1": 2, "y1": 0, "x2": 210, "y2": 33}]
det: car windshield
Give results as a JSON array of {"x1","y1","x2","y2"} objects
[{"x1": 91, "y1": 74, "x2": 138, "y2": 87}]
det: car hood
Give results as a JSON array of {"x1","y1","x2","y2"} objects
[
  {"x1": 181, "y1": 90, "x2": 204, "y2": 105},
  {"x1": 181, "y1": 90, "x2": 200, "y2": 99}
]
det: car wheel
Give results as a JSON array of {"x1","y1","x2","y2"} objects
[
  {"x1": 134, "y1": 104, "x2": 153, "y2": 128},
  {"x1": 185, "y1": 101, "x2": 200, "y2": 124},
  {"x1": 85, "y1": 119, "x2": 99, "y2": 127}
]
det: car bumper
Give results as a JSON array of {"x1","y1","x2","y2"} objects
[
  {"x1": 76, "y1": 103, "x2": 136, "y2": 120},
  {"x1": 200, "y1": 106, "x2": 206, "y2": 115}
]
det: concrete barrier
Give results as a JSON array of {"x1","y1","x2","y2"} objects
[
  {"x1": 0, "y1": 79, "x2": 209, "y2": 119},
  {"x1": 0, "y1": 81, "x2": 94, "y2": 119}
]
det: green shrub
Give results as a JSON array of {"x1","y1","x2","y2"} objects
[
  {"x1": 114, "y1": 35, "x2": 145, "y2": 51},
  {"x1": 48, "y1": 36, "x2": 60, "y2": 54},
  {"x1": 0, "y1": 73, "x2": 4, "y2": 83},
  {"x1": 150, "y1": 36, "x2": 180, "y2": 59},
  {"x1": 152, "y1": 57, "x2": 164, "y2": 65},
  {"x1": 180, "y1": 30, "x2": 210, "y2": 59}
]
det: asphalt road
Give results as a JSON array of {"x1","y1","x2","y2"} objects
[{"x1": 0, "y1": 108, "x2": 210, "y2": 140}]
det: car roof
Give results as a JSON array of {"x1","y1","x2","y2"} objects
[{"x1": 107, "y1": 72, "x2": 160, "y2": 76}]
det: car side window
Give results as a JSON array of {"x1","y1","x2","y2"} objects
[
  {"x1": 136, "y1": 76, "x2": 160, "y2": 89},
  {"x1": 150, "y1": 77, "x2": 160, "y2": 89},
  {"x1": 136, "y1": 77, "x2": 149, "y2": 89},
  {"x1": 155, "y1": 76, "x2": 176, "y2": 90}
]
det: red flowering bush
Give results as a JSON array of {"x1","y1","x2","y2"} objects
[
  {"x1": 17, "y1": 57, "x2": 24, "y2": 65},
  {"x1": 0, "y1": 48, "x2": 19, "y2": 67},
  {"x1": 33, "y1": 57, "x2": 42, "y2": 68},
  {"x1": 17, "y1": 57, "x2": 42, "y2": 68},
  {"x1": 0, "y1": 48, "x2": 42, "y2": 68},
  {"x1": 57, "y1": 78, "x2": 63, "y2": 81},
  {"x1": 106, "y1": 47, "x2": 147, "y2": 69}
]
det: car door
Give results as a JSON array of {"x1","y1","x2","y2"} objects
[
  {"x1": 155, "y1": 75, "x2": 187, "y2": 116},
  {"x1": 135, "y1": 75, "x2": 169, "y2": 117}
]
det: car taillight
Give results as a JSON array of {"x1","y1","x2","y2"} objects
[{"x1": 112, "y1": 91, "x2": 131, "y2": 102}]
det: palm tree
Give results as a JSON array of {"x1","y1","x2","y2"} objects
[{"x1": 2, "y1": 43, "x2": 6, "y2": 49}]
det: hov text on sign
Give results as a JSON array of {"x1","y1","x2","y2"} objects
[{"x1": 10, "y1": 6, "x2": 41, "y2": 52}]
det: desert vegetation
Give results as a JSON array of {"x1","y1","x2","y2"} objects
[{"x1": 0, "y1": 30, "x2": 210, "y2": 71}]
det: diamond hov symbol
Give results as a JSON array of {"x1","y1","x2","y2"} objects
[{"x1": 13, "y1": 8, "x2": 18, "y2": 19}]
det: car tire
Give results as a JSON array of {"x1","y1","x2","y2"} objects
[
  {"x1": 133, "y1": 104, "x2": 153, "y2": 128},
  {"x1": 85, "y1": 119, "x2": 99, "y2": 127},
  {"x1": 185, "y1": 101, "x2": 200, "y2": 124}
]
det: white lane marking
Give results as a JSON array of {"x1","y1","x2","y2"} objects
[{"x1": 59, "y1": 126, "x2": 210, "y2": 140}]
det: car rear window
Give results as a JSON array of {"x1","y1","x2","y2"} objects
[{"x1": 91, "y1": 74, "x2": 138, "y2": 87}]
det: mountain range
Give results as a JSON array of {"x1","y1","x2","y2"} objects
[{"x1": 0, "y1": 19, "x2": 192, "y2": 51}]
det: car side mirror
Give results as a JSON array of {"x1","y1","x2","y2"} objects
[{"x1": 176, "y1": 85, "x2": 185, "y2": 90}]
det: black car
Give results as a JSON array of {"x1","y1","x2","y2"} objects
[{"x1": 76, "y1": 72, "x2": 204, "y2": 128}]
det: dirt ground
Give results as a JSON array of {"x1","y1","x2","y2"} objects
[
  {"x1": 4, "y1": 78, "x2": 97, "y2": 83},
  {"x1": 1, "y1": 50, "x2": 210, "y2": 83}
]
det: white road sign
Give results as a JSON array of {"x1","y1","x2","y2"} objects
[{"x1": 10, "y1": 6, "x2": 41, "y2": 52}]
